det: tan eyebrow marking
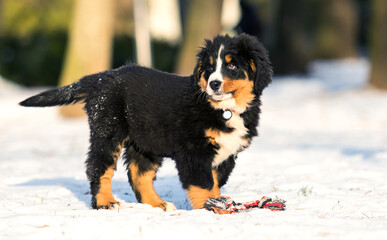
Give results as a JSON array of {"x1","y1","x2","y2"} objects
[
  {"x1": 249, "y1": 59, "x2": 256, "y2": 73},
  {"x1": 225, "y1": 54, "x2": 232, "y2": 63}
]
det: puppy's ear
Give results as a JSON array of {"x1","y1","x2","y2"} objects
[
  {"x1": 237, "y1": 34, "x2": 272, "y2": 95},
  {"x1": 193, "y1": 59, "x2": 203, "y2": 83},
  {"x1": 193, "y1": 39, "x2": 212, "y2": 90}
]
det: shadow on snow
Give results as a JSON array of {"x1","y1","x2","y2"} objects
[{"x1": 15, "y1": 175, "x2": 191, "y2": 210}]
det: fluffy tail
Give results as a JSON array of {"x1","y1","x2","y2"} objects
[{"x1": 19, "y1": 82, "x2": 85, "y2": 107}]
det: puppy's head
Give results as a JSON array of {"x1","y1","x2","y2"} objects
[{"x1": 194, "y1": 34, "x2": 272, "y2": 112}]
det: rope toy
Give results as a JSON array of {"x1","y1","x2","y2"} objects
[{"x1": 204, "y1": 196, "x2": 286, "y2": 214}]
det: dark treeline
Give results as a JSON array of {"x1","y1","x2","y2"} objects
[{"x1": 0, "y1": 0, "x2": 386, "y2": 90}]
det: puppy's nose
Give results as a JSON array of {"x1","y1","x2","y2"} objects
[{"x1": 209, "y1": 80, "x2": 222, "y2": 91}]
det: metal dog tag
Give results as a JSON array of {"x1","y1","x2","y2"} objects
[{"x1": 222, "y1": 110, "x2": 232, "y2": 120}]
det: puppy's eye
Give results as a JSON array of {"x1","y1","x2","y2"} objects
[
  {"x1": 208, "y1": 66, "x2": 214, "y2": 72},
  {"x1": 227, "y1": 63, "x2": 237, "y2": 70}
]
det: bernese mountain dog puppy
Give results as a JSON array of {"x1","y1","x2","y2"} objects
[{"x1": 20, "y1": 34, "x2": 272, "y2": 211}]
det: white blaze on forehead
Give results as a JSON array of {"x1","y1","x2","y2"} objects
[
  {"x1": 208, "y1": 45, "x2": 224, "y2": 83},
  {"x1": 206, "y1": 44, "x2": 233, "y2": 101}
]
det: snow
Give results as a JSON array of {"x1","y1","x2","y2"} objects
[{"x1": 1, "y1": 59, "x2": 387, "y2": 239}]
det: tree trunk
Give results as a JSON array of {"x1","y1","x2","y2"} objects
[
  {"x1": 369, "y1": 0, "x2": 387, "y2": 89},
  {"x1": 176, "y1": 0, "x2": 223, "y2": 75},
  {"x1": 0, "y1": 0, "x2": 2, "y2": 34},
  {"x1": 269, "y1": 0, "x2": 315, "y2": 74},
  {"x1": 314, "y1": 0, "x2": 358, "y2": 59},
  {"x1": 59, "y1": 0, "x2": 115, "y2": 117},
  {"x1": 269, "y1": 0, "x2": 358, "y2": 74},
  {"x1": 133, "y1": 0, "x2": 152, "y2": 67}
]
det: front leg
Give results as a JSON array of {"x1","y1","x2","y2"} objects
[
  {"x1": 215, "y1": 156, "x2": 236, "y2": 188},
  {"x1": 176, "y1": 159, "x2": 222, "y2": 209},
  {"x1": 186, "y1": 169, "x2": 223, "y2": 209}
]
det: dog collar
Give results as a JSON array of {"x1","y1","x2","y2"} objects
[{"x1": 222, "y1": 110, "x2": 233, "y2": 120}]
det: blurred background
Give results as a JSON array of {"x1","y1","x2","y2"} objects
[{"x1": 0, "y1": 0, "x2": 386, "y2": 116}]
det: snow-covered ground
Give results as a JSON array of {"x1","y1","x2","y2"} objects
[{"x1": 1, "y1": 59, "x2": 386, "y2": 239}]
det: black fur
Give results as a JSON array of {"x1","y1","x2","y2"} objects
[
  {"x1": 20, "y1": 34, "x2": 272, "y2": 209},
  {"x1": 19, "y1": 82, "x2": 85, "y2": 107}
]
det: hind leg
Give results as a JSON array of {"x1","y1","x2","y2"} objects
[
  {"x1": 86, "y1": 135, "x2": 128, "y2": 209},
  {"x1": 84, "y1": 94, "x2": 129, "y2": 209},
  {"x1": 125, "y1": 145, "x2": 177, "y2": 211}
]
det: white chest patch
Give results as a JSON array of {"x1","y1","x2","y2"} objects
[{"x1": 210, "y1": 114, "x2": 249, "y2": 168}]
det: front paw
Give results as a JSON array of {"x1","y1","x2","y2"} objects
[
  {"x1": 96, "y1": 201, "x2": 121, "y2": 210},
  {"x1": 156, "y1": 201, "x2": 177, "y2": 212},
  {"x1": 93, "y1": 195, "x2": 121, "y2": 210}
]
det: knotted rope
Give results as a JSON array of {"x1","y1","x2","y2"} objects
[{"x1": 204, "y1": 196, "x2": 286, "y2": 214}]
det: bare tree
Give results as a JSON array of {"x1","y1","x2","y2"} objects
[
  {"x1": 0, "y1": 0, "x2": 2, "y2": 34},
  {"x1": 369, "y1": 0, "x2": 387, "y2": 89},
  {"x1": 269, "y1": 0, "x2": 315, "y2": 74},
  {"x1": 314, "y1": 0, "x2": 358, "y2": 59},
  {"x1": 59, "y1": 0, "x2": 115, "y2": 117},
  {"x1": 133, "y1": 0, "x2": 152, "y2": 67},
  {"x1": 269, "y1": 0, "x2": 358, "y2": 74},
  {"x1": 176, "y1": 0, "x2": 223, "y2": 75}
]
